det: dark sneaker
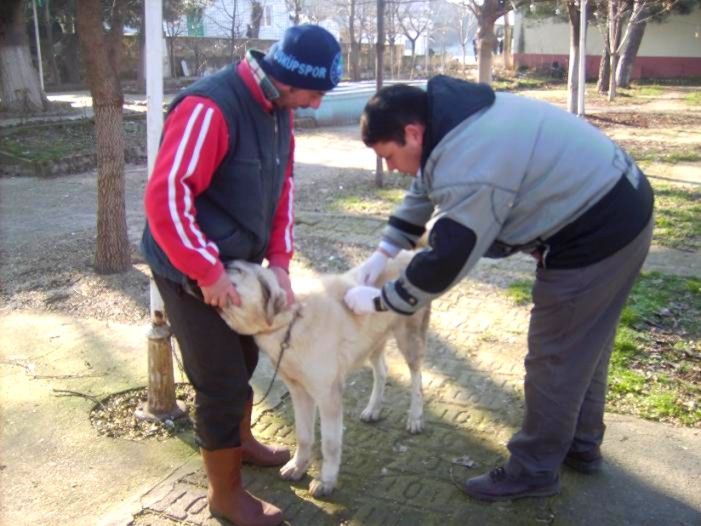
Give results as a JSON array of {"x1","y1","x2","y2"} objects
[
  {"x1": 563, "y1": 447, "x2": 603, "y2": 474},
  {"x1": 461, "y1": 466, "x2": 560, "y2": 502}
]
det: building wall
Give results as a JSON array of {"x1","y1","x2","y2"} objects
[
  {"x1": 514, "y1": 6, "x2": 701, "y2": 78},
  {"x1": 201, "y1": 0, "x2": 289, "y2": 40}
]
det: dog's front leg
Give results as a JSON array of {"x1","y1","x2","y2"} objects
[
  {"x1": 406, "y1": 365, "x2": 424, "y2": 434},
  {"x1": 360, "y1": 346, "x2": 387, "y2": 423},
  {"x1": 395, "y1": 326, "x2": 425, "y2": 434},
  {"x1": 309, "y1": 383, "x2": 343, "y2": 498},
  {"x1": 280, "y1": 382, "x2": 315, "y2": 482}
]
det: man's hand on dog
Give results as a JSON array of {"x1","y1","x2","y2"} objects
[
  {"x1": 202, "y1": 272, "x2": 241, "y2": 308},
  {"x1": 344, "y1": 286, "x2": 381, "y2": 314},
  {"x1": 270, "y1": 266, "x2": 296, "y2": 306}
]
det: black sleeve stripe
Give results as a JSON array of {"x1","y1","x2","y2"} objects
[
  {"x1": 381, "y1": 286, "x2": 414, "y2": 316},
  {"x1": 406, "y1": 217, "x2": 476, "y2": 293},
  {"x1": 388, "y1": 216, "x2": 427, "y2": 237}
]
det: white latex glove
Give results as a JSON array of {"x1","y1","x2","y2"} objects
[
  {"x1": 357, "y1": 251, "x2": 388, "y2": 285},
  {"x1": 344, "y1": 286, "x2": 381, "y2": 315}
]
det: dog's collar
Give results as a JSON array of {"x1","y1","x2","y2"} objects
[
  {"x1": 253, "y1": 306, "x2": 302, "y2": 407},
  {"x1": 280, "y1": 307, "x2": 302, "y2": 350}
]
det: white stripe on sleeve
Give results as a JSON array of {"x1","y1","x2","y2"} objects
[
  {"x1": 167, "y1": 103, "x2": 218, "y2": 265},
  {"x1": 284, "y1": 178, "x2": 294, "y2": 252}
]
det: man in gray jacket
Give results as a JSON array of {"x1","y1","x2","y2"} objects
[{"x1": 344, "y1": 76, "x2": 654, "y2": 501}]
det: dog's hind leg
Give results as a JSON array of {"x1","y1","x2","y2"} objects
[
  {"x1": 280, "y1": 382, "x2": 315, "y2": 482},
  {"x1": 360, "y1": 341, "x2": 388, "y2": 423},
  {"x1": 309, "y1": 382, "x2": 344, "y2": 498},
  {"x1": 394, "y1": 309, "x2": 429, "y2": 434}
]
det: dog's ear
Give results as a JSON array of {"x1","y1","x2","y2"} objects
[
  {"x1": 266, "y1": 291, "x2": 287, "y2": 327},
  {"x1": 258, "y1": 272, "x2": 288, "y2": 327}
]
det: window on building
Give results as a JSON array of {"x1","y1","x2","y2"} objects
[{"x1": 262, "y1": 5, "x2": 272, "y2": 27}]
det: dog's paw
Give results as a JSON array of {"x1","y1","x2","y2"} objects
[
  {"x1": 360, "y1": 407, "x2": 382, "y2": 423},
  {"x1": 309, "y1": 478, "x2": 335, "y2": 498},
  {"x1": 279, "y1": 459, "x2": 308, "y2": 481},
  {"x1": 406, "y1": 415, "x2": 424, "y2": 434}
]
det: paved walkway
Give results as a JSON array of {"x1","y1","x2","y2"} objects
[{"x1": 109, "y1": 209, "x2": 701, "y2": 526}]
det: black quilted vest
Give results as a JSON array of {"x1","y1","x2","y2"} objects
[{"x1": 141, "y1": 64, "x2": 291, "y2": 284}]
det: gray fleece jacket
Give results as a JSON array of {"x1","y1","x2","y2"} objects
[{"x1": 381, "y1": 76, "x2": 652, "y2": 315}]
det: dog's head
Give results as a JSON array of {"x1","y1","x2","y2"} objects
[{"x1": 218, "y1": 261, "x2": 290, "y2": 335}]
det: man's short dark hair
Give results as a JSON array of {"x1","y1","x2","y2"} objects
[{"x1": 360, "y1": 84, "x2": 427, "y2": 146}]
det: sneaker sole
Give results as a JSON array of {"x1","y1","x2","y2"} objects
[
  {"x1": 563, "y1": 457, "x2": 603, "y2": 474},
  {"x1": 463, "y1": 484, "x2": 561, "y2": 502}
]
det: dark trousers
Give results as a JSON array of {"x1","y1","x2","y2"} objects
[
  {"x1": 153, "y1": 274, "x2": 259, "y2": 450},
  {"x1": 506, "y1": 217, "x2": 654, "y2": 478}
]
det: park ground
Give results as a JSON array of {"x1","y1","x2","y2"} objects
[{"x1": 0, "y1": 83, "x2": 700, "y2": 525}]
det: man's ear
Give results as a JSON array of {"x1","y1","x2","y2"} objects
[{"x1": 404, "y1": 123, "x2": 424, "y2": 147}]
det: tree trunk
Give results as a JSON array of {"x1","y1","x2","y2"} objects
[
  {"x1": 76, "y1": 0, "x2": 130, "y2": 274},
  {"x1": 566, "y1": 3, "x2": 581, "y2": 114},
  {"x1": 597, "y1": 29, "x2": 610, "y2": 94},
  {"x1": 616, "y1": 1, "x2": 647, "y2": 88},
  {"x1": 249, "y1": 1, "x2": 262, "y2": 38},
  {"x1": 42, "y1": 0, "x2": 61, "y2": 86},
  {"x1": 608, "y1": 53, "x2": 620, "y2": 101},
  {"x1": 376, "y1": 0, "x2": 385, "y2": 188},
  {"x1": 607, "y1": 0, "x2": 623, "y2": 101},
  {"x1": 94, "y1": 104, "x2": 130, "y2": 272},
  {"x1": 349, "y1": 0, "x2": 361, "y2": 81},
  {"x1": 503, "y1": 14, "x2": 512, "y2": 70},
  {"x1": 477, "y1": 26, "x2": 496, "y2": 83},
  {"x1": 171, "y1": 37, "x2": 178, "y2": 77},
  {"x1": 350, "y1": 42, "x2": 361, "y2": 81},
  {"x1": 61, "y1": 33, "x2": 82, "y2": 84},
  {"x1": 476, "y1": 0, "x2": 498, "y2": 85},
  {"x1": 136, "y1": 16, "x2": 146, "y2": 93},
  {"x1": 0, "y1": 0, "x2": 48, "y2": 112}
]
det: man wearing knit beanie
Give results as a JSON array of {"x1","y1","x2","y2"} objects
[{"x1": 141, "y1": 24, "x2": 341, "y2": 526}]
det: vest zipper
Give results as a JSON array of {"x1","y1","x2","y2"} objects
[{"x1": 274, "y1": 116, "x2": 280, "y2": 167}]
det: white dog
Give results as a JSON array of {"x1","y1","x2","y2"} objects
[{"x1": 218, "y1": 252, "x2": 431, "y2": 497}]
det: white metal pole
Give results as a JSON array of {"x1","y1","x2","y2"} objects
[
  {"x1": 577, "y1": 0, "x2": 588, "y2": 116},
  {"x1": 139, "y1": 0, "x2": 186, "y2": 423},
  {"x1": 32, "y1": 0, "x2": 45, "y2": 91},
  {"x1": 146, "y1": 0, "x2": 164, "y2": 317}
]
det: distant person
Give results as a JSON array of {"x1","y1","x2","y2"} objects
[
  {"x1": 344, "y1": 76, "x2": 654, "y2": 502},
  {"x1": 141, "y1": 24, "x2": 342, "y2": 525}
]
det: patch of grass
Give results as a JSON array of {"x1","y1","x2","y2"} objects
[
  {"x1": 635, "y1": 77, "x2": 701, "y2": 87},
  {"x1": 0, "y1": 118, "x2": 145, "y2": 163},
  {"x1": 650, "y1": 180, "x2": 701, "y2": 251},
  {"x1": 636, "y1": 86, "x2": 664, "y2": 97},
  {"x1": 505, "y1": 279, "x2": 533, "y2": 306},
  {"x1": 685, "y1": 92, "x2": 701, "y2": 105},
  {"x1": 632, "y1": 148, "x2": 701, "y2": 164},
  {"x1": 608, "y1": 272, "x2": 701, "y2": 426},
  {"x1": 329, "y1": 181, "x2": 406, "y2": 216},
  {"x1": 0, "y1": 123, "x2": 94, "y2": 161},
  {"x1": 507, "y1": 272, "x2": 701, "y2": 427}
]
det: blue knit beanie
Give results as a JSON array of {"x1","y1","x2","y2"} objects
[{"x1": 260, "y1": 24, "x2": 342, "y2": 92}]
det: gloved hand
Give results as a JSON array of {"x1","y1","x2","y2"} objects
[
  {"x1": 357, "y1": 251, "x2": 388, "y2": 285},
  {"x1": 344, "y1": 286, "x2": 381, "y2": 315}
]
